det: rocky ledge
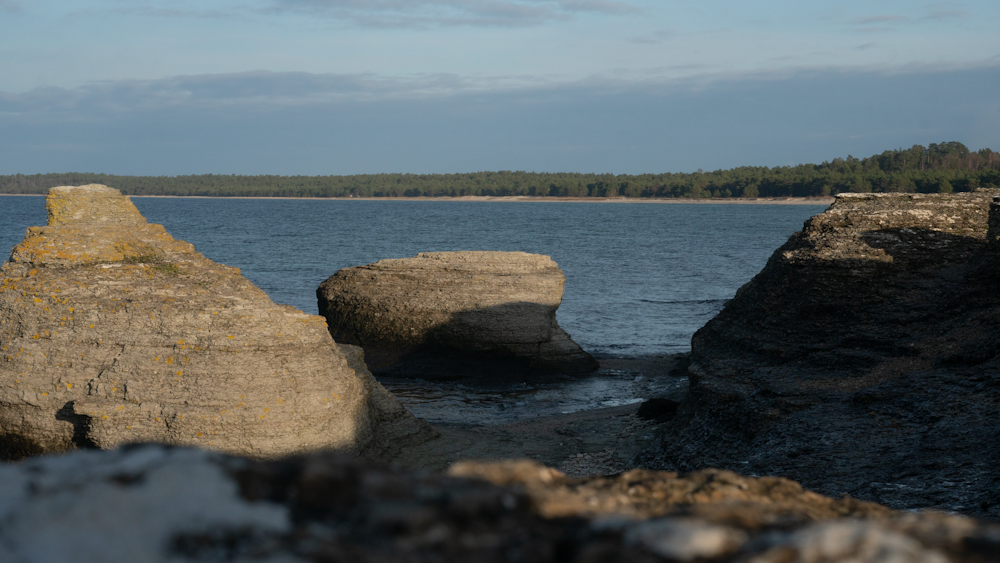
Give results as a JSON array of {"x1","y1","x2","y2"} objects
[
  {"x1": 0, "y1": 185, "x2": 431, "y2": 460},
  {"x1": 317, "y1": 251, "x2": 598, "y2": 378},
  {"x1": 638, "y1": 191, "x2": 1000, "y2": 519},
  {"x1": 2, "y1": 444, "x2": 998, "y2": 563}
]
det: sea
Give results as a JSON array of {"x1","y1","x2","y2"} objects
[{"x1": 1, "y1": 196, "x2": 828, "y2": 423}]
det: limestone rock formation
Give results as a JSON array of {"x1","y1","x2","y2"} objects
[
  {"x1": 2, "y1": 444, "x2": 997, "y2": 562},
  {"x1": 317, "y1": 251, "x2": 598, "y2": 378},
  {"x1": 0, "y1": 185, "x2": 430, "y2": 459},
  {"x1": 637, "y1": 191, "x2": 1000, "y2": 519}
]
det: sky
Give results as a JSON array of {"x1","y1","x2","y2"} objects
[{"x1": 1, "y1": 0, "x2": 998, "y2": 175}]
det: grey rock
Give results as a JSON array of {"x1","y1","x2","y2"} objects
[
  {"x1": 624, "y1": 519, "x2": 748, "y2": 561},
  {"x1": 0, "y1": 185, "x2": 430, "y2": 460},
  {"x1": 636, "y1": 191, "x2": 1000, "y2": 519},
  {"x1": 2, "y1": 445, "x2": 997, "y2": 562},
  {"x1": 317, "y1": 251, "x2": 598, "y2": 378},
  {"x1": 748, "y1": 522, "x2": 948, "y2": 563}
]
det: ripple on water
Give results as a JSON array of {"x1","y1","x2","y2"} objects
[{"x1": 379, "y1": 370, "x2": 689, "y2": 426}]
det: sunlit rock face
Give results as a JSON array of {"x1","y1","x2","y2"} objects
[
  {"x1": 317, "y1": 251, "x2": 598, "y2": 379},
  {"x1": 0, "y1": 185, "x2": 424, "y2": 459},
  {"x1": 638, "y1": 191, "x2": 1000, "y2": 519}
]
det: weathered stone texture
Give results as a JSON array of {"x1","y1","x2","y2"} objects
[
  {"x1": 0, "y1": 185, "x2": 428, "y2": 459},
  {"x1": 2, "y1": 445, "x2": 997, "y2": 562},
  {"x1": 317, "y1": 251, "x2": 598, "y2": 377},
  {"x1": 637, "y1": 191, "x2": 1000, "y2": 519}
]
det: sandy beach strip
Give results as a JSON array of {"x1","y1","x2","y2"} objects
[{"x1": 1, "y1": 193, "x2": 834, "y2": 205}]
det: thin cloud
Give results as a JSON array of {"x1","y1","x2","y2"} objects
[
  {"x1": 0, "y1": 71, "x2": 562, "y2": 120},
  {"x1": 7, "y1": 63, "x2": 997, "y2": 120},
  {"x1": 923, "y1": 9, "x2": 968, "y2": 21},
  {"x1": 66, "y1": 6, "x2": 242, "y2": 20},
  {"x1": 856, "y1": 42, "x2": 877, "y2": 50},
  {"x1": 850, "y1": 15, "x2": 911, "y2": 25},
  {"x1": 263, "y1": 0, "x2": 639, "y2": 28},
  {"x1": 628, "y1": 29, "x2": 675, "y2": 45},
  {"x1": 0, "y1": 0, "x2": 23, "y2": 14}
]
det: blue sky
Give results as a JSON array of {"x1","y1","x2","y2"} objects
[{"x1": 1, "y1": 1, "x2": 998, "y2": 175}]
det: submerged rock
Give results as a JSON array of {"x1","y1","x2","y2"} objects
[
  {"x1": 637, "y1": 191, "x2": 1000, "y2": 519},
  {"x1": 1, "y1": 444, "x2": 996, "y2": 562},
  {"x1": 317, "y1": 251, "x2": 598, "y2": 378},
  {"x1": 0, "y1": 185, "x2": 430, "y2": 460}
]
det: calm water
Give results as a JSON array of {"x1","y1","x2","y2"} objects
[
  {"x1": 1, "y1": 196, "x2": 825, "y2": 358},
  {"x1": 1, "y1": 196, "x2": 826, "y2": 423}
]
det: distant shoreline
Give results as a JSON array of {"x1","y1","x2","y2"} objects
[{"x1": 0, "y1": 193, "x2": 835, "y2": 205}]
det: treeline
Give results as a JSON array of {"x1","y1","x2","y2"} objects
[{"x1": 2, "y1": 142, "x2": 998, "y2": 199}]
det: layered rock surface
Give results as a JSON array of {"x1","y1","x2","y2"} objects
[
  {"x1": 638, "y1": 191, "x2": 1000, "y2": 519},
  {"x1": 2, "y1": 444, "x2": 997, "y2": 563},
  {"x1": 317, "y1": 251, "x2": 598, "y2": 378},
  {"x1": 0, "y1": 185, "x2": 429, "y2": 459}
]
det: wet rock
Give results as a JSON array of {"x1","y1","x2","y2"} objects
[
  {"x1": 0, "y1": 185, "x2": 430, "y2": 459},
  {"x1": 2, "y1": 445, "x2": 997, "y2": 563},
  {"x1": 317, "y1": 251, "x2": 598, "y2": 378},
  {"x1": 636, "y1": 191, "x2": 1000, "y2": 519}
]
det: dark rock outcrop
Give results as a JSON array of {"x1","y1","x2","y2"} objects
[
  {"x1": 637, "y1": 191, "x2": 1000, "y2": 519},
  {"x1": 2, "y1": 444, "x2": 998, "y2": 562},
  {"x1": 0, "y1": 185, "x2": 430, "y2": 460},
  {"x1": 317, "y1": 251, "x2": 598, "y2": 378}
]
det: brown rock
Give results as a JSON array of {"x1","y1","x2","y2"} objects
[
  {"x1": 637, "y1": 191, "x2": 1000, "y2": 519},
  {"x1": 4, "y1": 445, "x2": 996, "y2": 562},
  {"x1": 0, "y1": 185, "x2": 430, "y2": 460},
  {"x1": 317, "y1": 251, "x2": 598, "y2": 378}
]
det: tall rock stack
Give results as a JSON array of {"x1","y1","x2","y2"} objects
[
  {"x1": 0, "y1": 185, "x2": 427, "y2": 460},
  {"x1": 637, "y1": 191, "x2": 1000, "y2": 518},
  {"x1": 318, "y1": 251, "x2": 598, "y2": 378}
]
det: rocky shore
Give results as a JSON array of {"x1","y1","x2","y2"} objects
[
  {"x1": 637, "y1": 191, "x2": 1000, "y2": 519},
  {"x1": 1, "y1": 443, "x2": 997, "y2": 562},
  {"x1": 0, "y1": 185, "x2": 431, "y2": 460},
  {"x1": 4, "y1": 186, "x2": 1000, "y2": 561}
]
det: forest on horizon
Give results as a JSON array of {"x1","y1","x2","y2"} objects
[{"x1": 2, "y1": 142, "x2": 998, "y2": 199}]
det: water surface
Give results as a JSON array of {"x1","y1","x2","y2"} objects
[{"x1": 1, "y1": 196, "x2": 825, "y2": 358}]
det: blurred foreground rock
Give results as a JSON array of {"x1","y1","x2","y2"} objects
[
  {"x1": 0, "y1": 185, "x2": 431, "y2": 460},
  {"x1": 638, "y1": 191, "x2": 1000, "y2": 519},
  {"x1": 1, "y1": 445, "x2": 998, "y2": 563},
  {"x1": 317, "y1": 251, "x2": 598, "y2": 378}
]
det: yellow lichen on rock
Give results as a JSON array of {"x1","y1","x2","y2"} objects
[{"x1": 0, "y1": 185, "x2": 429, "y2": 461}]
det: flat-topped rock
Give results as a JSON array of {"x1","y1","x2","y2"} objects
[
  {"x1": 317, "y1": 251, "x2": 598, "y2": 378},
  {"x1": 0, "y1": 185, "x2": 430, "y2": 460},
  {"x1": 637, "y1": 191, "x2": 1000, "y2": 519}
]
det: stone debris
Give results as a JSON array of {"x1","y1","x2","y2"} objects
[
  {"x1": 317, "y1": 251, "x2": 598, "y2": 378},
  {"x1": 558, "y1": 448, "x2": 619, "y2": 477},
  {"x1": 0, "y1": 185, "x2": 431, "y2": 460},
  {"x1": 1, "y1": 445, "x2": 997, "y2": 563},
  {"x1": 638, "y1": 191, "x2": 1000, "y2": 519}
]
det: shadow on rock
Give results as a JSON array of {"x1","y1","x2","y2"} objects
[{"x1": 636, "y1": 191, "x2": 1000, "y2": 520}]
